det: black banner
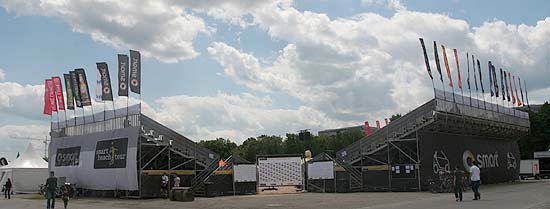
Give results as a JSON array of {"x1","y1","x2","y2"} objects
[
  {"x1": 129, "y1": 50, "x2": 141, "y2": 94},
  {"x1": 419, "y1": 131, "x2": 519, "y2": 188},
  {"x1": 118, "y1": 54, "x2": 129, "y2": 96},
  {"x1": 55, "y1": 146, "x2": 81, "y2": 167},
  {"x1": 63, "y1": 74, "x2": 75, "y2": 110},
  {"x1": 419, "y1": 38, "x2": 433, "y2": 80},
  {"x1": 433, "y1": 41, "x2": 443, "y2": 83},
  {"x1": 96, "y1": 62, "x2": 113, "y2": 101},
  {"x1": 69, "y1": 71, "x2": 83, "y2": 108},
  {"x1": 94, "y1": 138, "x2": 128, "y2": 169},
  {"x1": 75, "y1": 68, "x2": 92, "y2": 106}
]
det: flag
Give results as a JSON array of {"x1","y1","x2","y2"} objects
[
  {"x1": 466, "y1": 53, "x2": 471, "y2": 90},
  {"x1": 130, "y1": 50, "x2": 141, "y2": 94},
  {"x1": 16, "y1": 152, "x2": 19, "y2": 159},
  {"x1": 433, "y1": 41, "x2": 444, "y2": 83},
  {"x1": 517, "y1": 76, "x2": 523, "y2": 106},
  {"x1": 441, "y1": 45, "x2": 453, "y2": 87},
  {"x1": 419, "y1": 38, "x2": 433, "y2": 80},
  {"x1": 95, "y1": 70, "x2": 103, "y2": 103},
  {"x1": 472, "y1": 55, "x2": 478, "y2": 91},
  {"x1": 487, "y1": 61, "x2": 495, "y2": 97},
  {"x1": 453, "y1": 49, "x2": 462, "y2": 89},
  {"x1": 43, "y1": 79, "x2": 52, "y2": 115},
  {"x1": 519, "y1": 77, "x2": 525, "y2": 106},
  {"x1": 46, "y1": 79, "x2": 57, "y2": 112},
  {"x1": 491, "y1": 64, "x2": 499, "y2": 97},
  {"x1": 384, "y1": 118, "x2": 389, "y2": 125},
  {"x1": 63, "y1": 74, "x2": 75, "y2": 110},
  {"x1": 70, "y1": 71, "x2": 83, "y2": 108},
  {"x1": 477, "y1": 60, "x2": 484, "y2": 94},
  {"x1": 97, "y1": 62, "x2": 114, "y2": 101},
  {"x1": 376, "y1": 120, "x2": 381, "y2": 130},
  {"x1": 52, "y1": 76, "x2": 65, "y2": 110},
  {"x1": 75, "y1": 68, "x2": 92, "y2": 106},
  {"x1": 509, "y1": 72, "x2": 516, "y2": 104},
  {"x1": 500, "y1": 69, "x2": 505, "y2": 101},
  {"x1": 504, "y1": 71, "x2": 511, "y2": 102},
  {"x1": 364, "y1": 121, "x2": 371, "y2": 136},
  {"x1": 118, "y1": 54, "x2": 129, "y2": 96}
]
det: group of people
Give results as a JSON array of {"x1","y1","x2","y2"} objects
[
  {"x1": 45, "y1": 171, "x2": 74, "y2": 209},
  {"x1": 160, "y1": 173, "x2": 181, "y2": 198},
  {"x1": 452, "y1": 160, "x2": 481, "y2": 202}
]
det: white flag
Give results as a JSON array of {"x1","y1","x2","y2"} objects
[{"x1": 95, "y1": 71, "x2": 103, "y2": 103}]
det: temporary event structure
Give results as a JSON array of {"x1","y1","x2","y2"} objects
[{"x1": 0, "y1": 143, "x2": 49, "y2": 193}]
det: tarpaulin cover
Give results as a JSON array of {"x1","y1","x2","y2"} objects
[{"x1": 49, "y1": 127, "x2": 139, "y2": 191}]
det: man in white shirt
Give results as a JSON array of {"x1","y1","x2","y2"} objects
[
  {"x1": 161, "y1": 173, "x2": 169, "y2": 198},
  {"x1": 173, "y1": 175, "x2": 181, "y2": 187},
  {"x1": 469, "y1": 161, "x2": 481, "y2": 200}
]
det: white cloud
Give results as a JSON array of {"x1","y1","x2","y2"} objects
[
  {"x1": 1, "y1": 0, "x2": 212, "y2": 63},
  {"x1": 0, "y1": 81, "x2": 45, "y2": 120},
  {"x1": 147, "y1": 92, "x2": 348, "y2": 143},
  {"x1": 0, "y1": 69, "x2": 5, "y2": 81},
  {"x1": 209, "y1": 3, "x2": 550, "y2": 123}
]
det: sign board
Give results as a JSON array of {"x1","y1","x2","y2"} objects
[
  {"x1": 307, "y1": 161, "x2": 334, "y2": 180},
  {"x1": 258, "y1": 156, "x2": 302, "y2": 186},
  {"x1": 94, "y1": 138, "x2": 128, "y2": 169},
  {"x1": 55, "y1": 146, "x2": 81, "y2": 167},
  {"x1": 234, "y1": 164, "x2": 257, "y2": 182}
]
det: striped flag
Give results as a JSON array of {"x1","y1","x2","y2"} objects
[
  {"x1": 441, "y1": 45, "x2": 453, "y2": 87},
  {"x1": 453, "y1": 49, "x2": 462, "y2": 89},
  {"x1": 419, "y1": 38, "x2": 433, "y2": 80}
]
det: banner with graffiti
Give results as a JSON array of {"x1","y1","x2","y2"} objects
[
  {"x1": 418, "y1": 131, "x2": 519, "y2": 188},
  {"x1": 55, "y1": 146, "x2": 81, "y2": 167}
]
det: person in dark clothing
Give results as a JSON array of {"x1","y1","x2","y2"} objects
[
  {"x1": 45, "y1": 171, "x2": 58, "y2": 209},
  {"x1": 453, "y1": 166, "x2": 464, "y2": 202},
  {"x1": 4, "y1": 178, "x2": 12, "y2": 199}
]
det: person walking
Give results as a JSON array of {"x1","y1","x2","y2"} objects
[
  {"x1": 453, "y1": 166, "x2": 464, "y2": 202},
  {"x1": 62, "y1": 183, "x2": 72, "y2": 209},
  {"x1": 4, "y1": 178, "x2": 12, "y2": 199},
  {"x1": 469, "y1": 161, "x2": 481, "y2": 200},
  {"x1": 45, "y1": 171, "x2": 58, "y2": 209}
]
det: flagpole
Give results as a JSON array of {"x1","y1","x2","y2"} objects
[
  {"x1": 126, "y1": 96, "x2": 129, "y2": 128},
  {"x1": 103, "y1": 101, "x2": 106, "y2": 131},
  {"x1": 466, "y1": 53, "x2": 472, "y2": 106},
  {"x1": 64, "y1": 110, "x2": 68, "y2": 128},
  {"x1": 73, "y1": 108, "x2": 77, "y2": 127}
]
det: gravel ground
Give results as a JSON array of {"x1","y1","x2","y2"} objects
[{"x1": 0, "y1": 180, "x2": 548, "y2": 209}]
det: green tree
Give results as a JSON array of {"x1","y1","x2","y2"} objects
[
  {"x1": 519, "y1": 102, "x2": 550, "y2": 159},
  {"x1": 390, "y1": 114, "x2": 402, "y2": 122},
  {"x1": 198, "y1": 138, "x2": 237, "y2": 160}
]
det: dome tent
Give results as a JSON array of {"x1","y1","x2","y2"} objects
[{"x1": 0, "y1": 143, "x2": 49, "y2": 193}]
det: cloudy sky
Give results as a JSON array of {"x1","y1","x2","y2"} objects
[{"x1": 0, "y1": 0, "x2": 549, "y2": 160}]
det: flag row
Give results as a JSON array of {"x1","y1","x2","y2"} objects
[
  {"x1": 419, "y1": 38, "x2": 529, "y2": 108},
  {"x1": 43, "y1": 50, "x2": 142, "y2": 115},
  {"x1": 364, "y1": 119, "x2": 389, "y2": 136}
]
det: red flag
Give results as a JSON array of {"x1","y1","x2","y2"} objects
[
  {"x1": 364, "y1": 121, "x2": 371, "y2": 136},
  {"x1": 43, "y1": 80, "x2": 52, "y2": 115},
  {"x1": 384, "y1": 118, "x2": 389, "y2": 125},
  {"x1": 509, "y1": 72, "x2": 516, "y2": 104},
  {"x1": 47, "y1": 79, "x2": 57, "y2": 112},
  {"x1": 376, "y1": 120, "x2": 381, "y2": 130},
  {"x1": 453, "y1": 49, "x2": 462, "y2": 89},
  {"x1": 52, "y1": 76, "x2": 65, "y2": 110},
  {"x1": 441, "y1": 45, "x2": 453, "y2": 88}
]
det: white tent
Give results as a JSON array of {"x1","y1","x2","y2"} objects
[{"x1": 0, "y1": 143, "x2": 49, "y2": 193}]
